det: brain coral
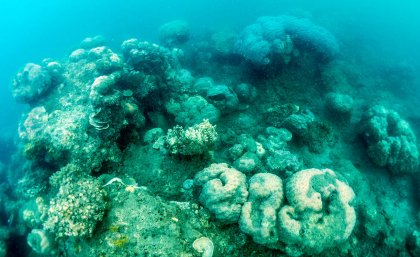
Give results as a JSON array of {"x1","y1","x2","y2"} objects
[
  {"x1": 194, "y1": 163, "x2": 249, "y2": 223},
  {"x1": 277, "y1": 168, "x2": 356, "y2": 256},
  {"x1": 239, "y1": 173, "x2": 283, "y2": 245}
]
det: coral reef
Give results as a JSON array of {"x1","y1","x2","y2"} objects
[
  {"x1": 193, "y1": 166, "x2": 356, "y2": 256},
  {"x1": 233, "y1": 151, "x2": 261, "y2": 174},
  {"x1": 228, "y1": 134, "x2": 265, "y2": 174},
  {"x1": 258, "y1": 127, "x2": 301, "y2": 176},
  {"x1": 191, "y1": 78, "x2": 243, "y2": 113},
  {"x1": 121, "y1": 39, "x2": 181, "y2": 78},
  {"x1": 4, "y1": 11, "x2": 420, "y2": 257}
]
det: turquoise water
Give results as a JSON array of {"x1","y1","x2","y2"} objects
[{"x1": 1, "y1": 1, "x2": 420, "y2": 256}]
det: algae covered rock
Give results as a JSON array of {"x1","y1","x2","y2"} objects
[
  {"x1": 325, "y1": 92, "x2": 354, "y2": 115},
  {"x1": 166, "y1": 95, "x2": 220, "y2": 126},
  {"x1": 258, "y1": 127, "x2": 301, "y2": 175},
  {"x1": 12, "y1": 63, "x2": 54, "y2": 104},
  {"x1": 206, "y1": 84, "x2": 239, "y2": 113},
  {"x1": 233, "y1": 82, "x2": 257, "y2": 103},
  {"x1": 121, "y1": 39, "x2": 180, "y2": 75},
  {"x1": 360, "y1": 105, "x2": 419, "y2": 173},
  {"x1": 19, "y1": 106, "x2": 86, "y2": 163},
  {"x1": 58, "y1": 184, "x2": 206, "y2": 257},
  {"x1": 19, "y1": 105, "x2": 123, "y2": 170},
  {"x1": 193, "y1": 77, "x2": 215, "y2": 96},
  {"x1": 284, "y1": 110, "x2": 336, "y2": 153}
]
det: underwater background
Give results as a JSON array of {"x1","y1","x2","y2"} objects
[{"x1": 1, "y1": 0, "x2": 420, "y2": 256}]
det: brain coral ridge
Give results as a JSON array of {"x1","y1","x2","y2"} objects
[
  {"x1": 239, "y1": 173, "x2": 283, "y2": 245},
  {"x1": 194, "y1": 165, "x2": 356, "y2": 256}
]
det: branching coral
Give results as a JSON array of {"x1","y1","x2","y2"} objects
[{"x1": 165, "y1": 119, "x2": 218, "y2": 155}]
